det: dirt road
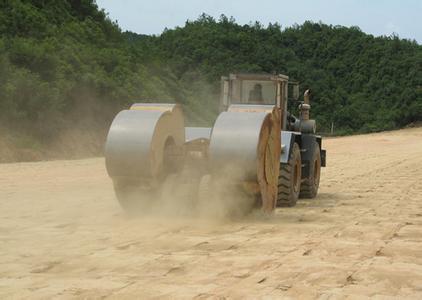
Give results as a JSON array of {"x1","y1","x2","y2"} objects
[{"x1": 1, "y1": 128, "x2": 422, "y2": 299}]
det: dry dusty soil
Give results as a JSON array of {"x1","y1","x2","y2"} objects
[{"x1": 1, "y1": 127, "x2": 422, "y2": 299}]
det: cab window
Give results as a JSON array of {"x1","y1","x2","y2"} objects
[{"x1": 241, "y1": 80, "x2": 276, "y2": 104}]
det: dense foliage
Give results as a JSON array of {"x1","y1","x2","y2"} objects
[
  {"x1": 151, "y1": 15, "x2": 422, "y2": 133},
  {"x1": 0, "y1": 1, "x2": 421, "y2": 160},
  {"x1": 0, "y1": 0, "x2": 196, "y2": 160}
]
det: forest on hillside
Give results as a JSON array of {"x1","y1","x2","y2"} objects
[{"x1": 0, "y1": 0, "x2": 421, "y2": 161}]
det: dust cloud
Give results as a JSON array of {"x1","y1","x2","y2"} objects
[
  {"x1": 0, "y1": 91, "x2": 120, "y2": 163},
  {"x1": 113, "y1": 167, "x2": 261, "y2": 222}
]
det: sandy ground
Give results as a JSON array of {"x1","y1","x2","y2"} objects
[{"x1": 1, "y1": 127, "x2": 422, "y2": 299}]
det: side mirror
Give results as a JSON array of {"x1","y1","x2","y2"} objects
[{"x1": 292, "y1": 84, "x2": 300, "y2": 101}]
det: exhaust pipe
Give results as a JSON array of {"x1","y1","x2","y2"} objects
[{"x1": 300, "y1": 89, "x2": 311, "y2": 121}]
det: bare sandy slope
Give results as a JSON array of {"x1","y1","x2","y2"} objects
[{"x1": 1, "y1": 128, "x2": 422, "y2": 299}]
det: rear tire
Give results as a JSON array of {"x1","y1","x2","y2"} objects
[
  {"x1": 277, "y1": 143, "x2": 302, "y2": 207},
  {"x1": 300, "y1": 143, "x2": 321, "y2": 199}
]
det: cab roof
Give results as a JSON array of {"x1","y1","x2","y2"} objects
[{"x1": 225, "y1": 73, "x2": 289, "y2": 81}]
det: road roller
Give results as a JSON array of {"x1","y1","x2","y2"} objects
[{"x1": 105, "y1": 73, "x2": 326, "y2": 216}]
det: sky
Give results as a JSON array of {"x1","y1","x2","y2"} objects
[{"x1": 96, "y1": 0, "x2": 421, "y2": 43}]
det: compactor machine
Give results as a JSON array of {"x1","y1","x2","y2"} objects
[{"x1": 105, "y1": 73, "x2": 326, "y2": 215}]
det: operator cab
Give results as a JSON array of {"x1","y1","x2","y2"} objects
[
  {"x1": 220, "y1": 73, "x2": 299, "y2": 110},
  {"x1": 220, "y1": 73, "x2": 300, "y2": 131}
]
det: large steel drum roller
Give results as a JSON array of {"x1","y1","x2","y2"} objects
[
  {"x1": 105, "y1": 103, "x2": 185, "y2": 208},
  {"x1": 208, "y1": 107, "x2": 281, "y2": 212}
]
